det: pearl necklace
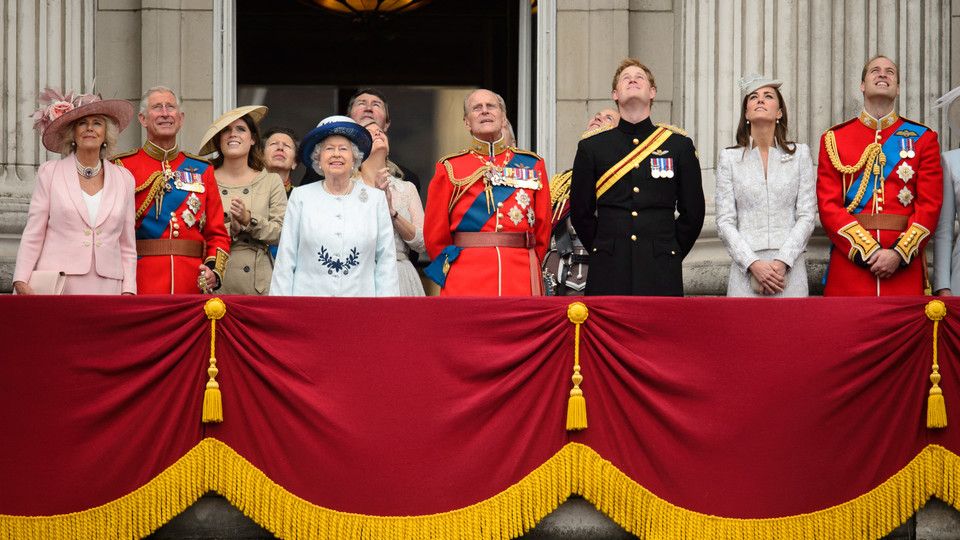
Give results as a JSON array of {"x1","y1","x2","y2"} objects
[{"x1": 76, "y1": 159, "x2": 103, "y2": 179}]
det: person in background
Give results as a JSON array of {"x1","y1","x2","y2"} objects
[
  {"x1": 263, "y1": 127, "x2": 299, "y2": 196},
  {"x1": 360, "y1": 121, "x2": 425, "y2": 296},
  {"x1": 270, "y1": 116, "x2": 398, "y2": 296},
  {"x1": 715, "y1": 75, "x2": 816, "y2": 297},
  {"x1": 932, "y1": 84, "x2": 960, "y2": 295},
  {"x1": 197, "y1": 106, "x2": 287, "y2": 295},
  {"x1": 300, "y1": 88, "x2": 421, "y2": 194},
  {"x1": 543, "y1": 108, "x2": 620, "y2": 295},
  {"x1": 113, "y1": 86, "x2": 230, "y2": 294},
  {"x1": 14, "y1": 89, "x2": 137, "y2": 295}
]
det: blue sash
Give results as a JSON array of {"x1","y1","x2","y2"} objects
[
  {"x1": 844, "y1": 121, "x2": 926, "y2": 214},
  {"x1": 425, "y1": 153, "x2": 542, "y2": 286},
  {"x1": 136, "y1": 158, "x2": 209, "y2": 241}
]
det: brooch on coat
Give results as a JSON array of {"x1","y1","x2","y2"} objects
[
  {"x1": 897, "y1": 163, "x2": 914, "y2": 183},
  {"x1": 898, "y1": 186, "x2": 914, "y2": 206},
  {"x1": 358, "y1": 187, "x2": 369, "y2": 203}
]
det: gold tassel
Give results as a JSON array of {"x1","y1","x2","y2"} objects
[
  {"x1": 203, "y1": 298, "x2": 227, "y2": 423},
  {"x1": 925, "y1": 300, "x2": 948, "y2": 428},
  {"x1": 566, "y1": 302, "x2": 589, "y2": 431}
]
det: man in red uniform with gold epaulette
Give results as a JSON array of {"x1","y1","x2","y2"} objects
[
  {"x1": 424, "y1": 89, "x2": 551, "y2": 296},
  {"x1": 817, "y1": 55, "x2": 942, "y2": 296},
  {"x1": 112, "y1": 86, "x2": 229, "y2": 294}
]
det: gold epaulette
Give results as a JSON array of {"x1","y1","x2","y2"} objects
[
  {"x1": 182, "y1": 152, "x2": 211, "y2": 164},
  {"x1": 550, "y1": 169, "x2": 573, "y2": 206},
  {"x1": 109, "y1": 148, "x2": 139, "y2": 166},
  {"x1": 899, "y1": 117, "x2": 933, "y2": 132},
  {"x1": 655, "y1": 123, "x2": 687, "y2": 136},
  {"x1": 822, "y1": 117, "x2": 857, "y2": 136},
  {"x1": 509, "y1": 147, "x2": 543, "y2": 160},
  {"x1": 438, "y1": 148, "x2": 470, "y2": 163},
  {"x1": 580, "y1": 124, "x2": 613, "y2": 140}
]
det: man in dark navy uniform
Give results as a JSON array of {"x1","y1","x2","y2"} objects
[{"x1": 570, "y1": 58, "x2": 704, "y2": 296}]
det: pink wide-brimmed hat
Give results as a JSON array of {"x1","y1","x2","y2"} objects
[{"x1": 32, "y1": 88, "x2": 135, "y2": 153}]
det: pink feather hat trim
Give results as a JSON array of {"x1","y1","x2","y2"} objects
[{"x1": 32, "y1": 88, "x2": 135, "y2": 153}]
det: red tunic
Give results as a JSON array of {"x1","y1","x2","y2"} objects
[
  {"x1": 114, "y1": 144, "x2": 230, "y2": 294},
  {"x1": 816, "y1": 112, "x2": 942, "y2": 296},
  {"x1": 424, "y1": 140, "x2": 551, "y2": 296}
]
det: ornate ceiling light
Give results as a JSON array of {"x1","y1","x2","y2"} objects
[{"x1": 308, "y1": 0, "x2": 432, "y2": 16}]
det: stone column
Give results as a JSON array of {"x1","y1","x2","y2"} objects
[
  {"x1": 555, "y1": 0, "x2": 631, "y2": 173},
  {"x1": 139, "y1": 0, "x2": 215, "y2": 153},
  {"x1": 677, "y1": 0, "x2": 954, "y2": 294},
  {"x1": 0, "y1": 0, "x2": 96, "y2": 288}
]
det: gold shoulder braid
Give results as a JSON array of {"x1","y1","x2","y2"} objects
[
  {"x1": 135, "y1": 171, "x2": 168, "y2": 220},
  {"x1": 550, "y1": 170, "x2": 573, "y2": 223},
  {"x1": 444, "y1": 159, "x2": 491, "y2": 212},
  {"x1": 823, "y1": 130, "x2": 886, "y2": 213}
]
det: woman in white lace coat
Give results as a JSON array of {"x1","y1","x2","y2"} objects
[
  {"x1": 360, "y1": 122, "x2": 426, "y2": 295},
  {"x1": 715, "y1": 76, "x2": 816, "y2": 296}
]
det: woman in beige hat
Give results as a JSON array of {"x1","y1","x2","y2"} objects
[
  {"x1": 198, "y1": 106, "x2": 287, "y2": 294},
  {"x1": 932, "y1": 86, "x2": 960, "y2": 295},
  {"x1": 13, "y1": 89, "x2": 137, "y2": 294},
  {"x1": 714, "y1": 75, "x2": 816, "y2": 296}
]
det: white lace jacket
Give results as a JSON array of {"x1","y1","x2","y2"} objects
[{"x1": 714, "y1": 144, "x2": 817, "y2": 272}]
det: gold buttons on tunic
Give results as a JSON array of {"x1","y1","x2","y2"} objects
[
  {"x1": 173, "y1": 231, "x2": 180, "y2": 238},
  {"x1": 633, "y1": 187, "x2": 639, "y2": 193},
  {"x1": 630, "y1": 234, "x2": 637, "y2": 241},
  {"x1": 632, "y1": 138, "x2": 639, "y2": 145},
  {"x1": 631, "y1": 211, "x2": 638, "y2": 217},
  {"x1": 671, "y1": 250, "x2": 676, "y2": 255}
]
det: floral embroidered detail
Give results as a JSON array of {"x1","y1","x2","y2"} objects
[
  {"x1": 527, "y1": 206, "x2": 536, "y2": 227},
  {"x1": 515, "y1": 189, "x2": 530, "y2": 209},
  {"x1": 318, "y1": 246, "x2": 360, "y2": 275},
  {"x1": 508, "y1": 206, "x2": 524, "y2": 225}
]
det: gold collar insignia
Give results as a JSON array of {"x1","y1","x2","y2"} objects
[
  {"x1": 858, "y1": 110, "x2": 899, "y2": 131},
  {"x1": 143, "y1": 140, "x2": 180, "y2": 162},
  {"x1": 470, "y1": 137, "x2": 507, "y2": 157}
]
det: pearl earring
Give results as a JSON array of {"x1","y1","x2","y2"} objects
[{"x1": 746, "y1": 120, "x2": 750, "y2": 125}]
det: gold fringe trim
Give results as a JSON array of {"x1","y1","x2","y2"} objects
[{"x1": 2, "y1": 440, "x2": 960, "y2": 539}]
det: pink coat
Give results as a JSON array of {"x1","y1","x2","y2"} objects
[{"x1": 13, "y1": 155, "x2": 137, "y2": 293}]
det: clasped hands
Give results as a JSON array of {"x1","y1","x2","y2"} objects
[{"x1": 748, "y1": 260, "x2": 788, "y2": 295}]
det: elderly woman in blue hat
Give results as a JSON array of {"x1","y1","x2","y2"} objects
[{"x1": 270, "y1": 115, "x2": 398, "y2": 296}]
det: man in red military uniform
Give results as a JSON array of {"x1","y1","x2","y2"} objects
[
  {"x1": 113, "y1": 86, "x2": 229, "y2": 294},
  {"x1": 817, "y1": 55, "x2": 942, "y2": 296},
  {"x1": 424, "y1": 89, "x2": 551, "y2": 296}
]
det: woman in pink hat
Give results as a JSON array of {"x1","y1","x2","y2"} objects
[{"x1": 12, "y1": 89, "x2": 137, "y2": 294}]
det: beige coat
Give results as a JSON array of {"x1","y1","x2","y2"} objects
[{"x1": 218, "y1": 170, "x2": 287, "y2": 294}]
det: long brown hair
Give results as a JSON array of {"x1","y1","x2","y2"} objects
[
  {"x1": 211, "y1": 114, "x2": 266, "y2": 170},
  {"x1": 731, "y1": 87, "x2": 796, "y2": 155}
]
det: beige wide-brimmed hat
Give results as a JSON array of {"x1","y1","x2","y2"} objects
[
  {"x1": 738, "y1": 74, "x2": 783, "y2": 100},
  {"x1": 935, "y1": 85, "x2": 960, "y2": 133},
  {"x1": 32, "y1": 88, "x2": 135, "y2": 153},
  {"x1": 196, "y1": 105, "x2": 268, "y2": 156}
]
